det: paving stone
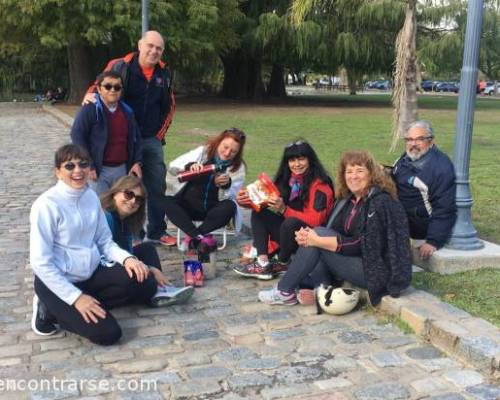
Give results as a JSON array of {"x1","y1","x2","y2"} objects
[
  {"x1": 260, "y1": 383, "x2": 315, "y2": 400},
  {"x1": 378, "y1": 335, "x2": 415, "y2": 349},
  {"x1": 170, "y1": 352, "x2": 211, "y2": 367},
  {"x1": 405, "y1": 345, "x2": 443, "y2": 360},
  {"x1": 337, "y1": 331, "x2": 375, "y2": 344},
  {"x1": 314, "y1": 377, "x2": 353, "y2": 389},
  {"x1": 30, "y1": 388, "x2": 80, "y2": 400},
  {"x1": 238, "y1": 357, "x2": 281, "y2": 370},
  {"x1": 182, "y1": 330, "x2": 219, "y2": 341},
  {"x1": 410, "y1": 376, "x2": 449, "y2": 394},
  {"x1": 465, "y1": 384, "x2": 500, "y2": 400},
  {"x1": 213, "y1": 347, "x2": 257, "y2": 362},
  {"x1": 0, "y1": 344, "x2": 32, "y2": 357},
  {"x1": 354, "y1": 382, "x2": 411, "y2": 400},
  {"x1": 94, "y1": 351, "x2": 135, "y2": 364},
  {"x1": 260, "y1": 311, "x2": 294, "y2": 321},
  {"x1": 442, "y1": 369, "x2": 484, "y2": 388},
  {"x1": 273, "y1": 366, "x2": 322, "y2": 384},
  {"x1": 65, "y1": 367, "x2": 110, "y2": 380},
  {"x1": 227, "y1": 372, "x2": 273, "y2": 389},
  {"x1": 455, "y1": 336, "x2": 500, "y2": 372},
  {"x1": 268, "y1": 328, "x2": 306, "y2": 342},
  {"x1": 108, "y1": 359, "x2": 168, "y2": 373},
  {"x1": 126, "y1": 336, "x2": 174, "y2": 349},
  {"x1": 415, "y1": 357, "x2": 460, "y2": 372},
  {"x1": 186, "y1": 365, "x2": 232, "y2": 380},
  {"x1": 324, "y1": 355, "x2": 359, "y2": 372},
  {"x1": 429, "y1": 394, "x2": 467, "y2": 400},
  {"x1": 370, "y1": 351, "x2": 407, "y2": 367},
  {"x1": 135, "y1": 324, "x2": 176, "y2": 337}
]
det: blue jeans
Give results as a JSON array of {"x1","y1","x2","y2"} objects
[{"x1": 141, "y1": 137, "x2": 167, "y2": 239}]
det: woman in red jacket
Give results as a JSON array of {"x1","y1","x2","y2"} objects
[{"x1": 233, "y1": 140, "x2": 334, "y2": 280}]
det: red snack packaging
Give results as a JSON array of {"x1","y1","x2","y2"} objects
[{"x1": 246, "y1": 173, "x2": 281, "y2": 212}]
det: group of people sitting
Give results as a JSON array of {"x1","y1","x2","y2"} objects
[{"x1": 30, "y1": 116, "x2": 457, "y2": 346}]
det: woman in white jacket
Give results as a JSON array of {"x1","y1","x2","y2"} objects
[
  {"x1": 164, "y1": 128, "x2": 246, "y2": 254},
  {"x1": 30, "y1": 144, "x2": 156, "y2": 345}
]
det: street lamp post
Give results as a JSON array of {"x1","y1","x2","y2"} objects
[
  {"x1": 447, "y1": 0, "x2": 484, "y2": 250},
  {"x1": 142, "y1": 0, "x2": 149, "y2": 35}
]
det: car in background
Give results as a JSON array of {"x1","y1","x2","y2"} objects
[
  {"x1": 483, "y1": 81, "x2": 497, "y2": 95},
  {"x1": 421, "y1": 80, "x2": 438, "y2": 92},
  {"x1": 365, "y1": 79, "x2": 392, "y2": 90},
  {"x1": 435, "y1": 82, "x2": 459, "y2": 93}
]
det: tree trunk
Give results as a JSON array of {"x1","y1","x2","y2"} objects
[
  {"x1": 220, "y1": 50, "x2": 265, "y2": 100},
  {"x1": 391, "y1": 0, "x2": 418, "y2": 149},
  {"x1": 347, "y1": 70, "x2": 359, "y2": 95},
  {"x1": 267, "y1": 64, "x2": 287, "y2": 98},
  {"x1": 67, "y1": 41, "x2": 94, "y2": 104}
]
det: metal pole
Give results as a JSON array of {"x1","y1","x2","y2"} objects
[
  {"x1": 141, "y1": 0, "x2": 149, "y2": 35},
  {"x1": 447, "y1": 0, "x2": 484, "y2": 250}
]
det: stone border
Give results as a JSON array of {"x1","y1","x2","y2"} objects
[{"x1": 41, "y1": 104, "x2": 500, "y2": 383}]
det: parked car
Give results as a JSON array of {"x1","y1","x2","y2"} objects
[
  {"x1": 374, "y1": 80, "x2": 392, "y2": 90},
  {"x1": 435, "y1": 82, "x2": 459, "y2": 93},
  {"x1": 421, "y1": 80, "x2": 437, "y2": 92},
  {"x1": 483, "y1": 81, "x2": 497, "y2": 95}
]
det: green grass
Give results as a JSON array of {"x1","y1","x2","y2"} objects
[{"x1": 412, "y1": 269, "x2": 500, "y2": 327}]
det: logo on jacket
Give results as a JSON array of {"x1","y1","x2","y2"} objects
[{"x1": 155, "y1": 77, "x2": 164, "y2": 87}]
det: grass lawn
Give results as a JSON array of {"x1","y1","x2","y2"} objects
[{"x1": 57, "y1": 92, "x2": 500, "y2": 325}]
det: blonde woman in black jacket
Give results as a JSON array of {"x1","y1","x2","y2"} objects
[{"x1": 258, "y1": 150, "x2": 412, "y2": 306}]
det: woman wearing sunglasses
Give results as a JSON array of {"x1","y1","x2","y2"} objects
[
  {"x1": 163, "y1": 128, "x2": 246, "y2": 254},
  {"x1": 233, "y1": 140, "x2": 334, "y2": 280},
  {"x1": 71, "y1": 70, "x2": 142, "y2": 194},
  {"x1": 101, "y1": 175, "x2": 194, "y2": 305},
  {"x1": 30, "y1": 144, "x2": 164, "y2": 345}
]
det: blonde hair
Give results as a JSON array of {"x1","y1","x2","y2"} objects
[{"x1": 336, "y1": 150, "x2": 397, "y2": 199}]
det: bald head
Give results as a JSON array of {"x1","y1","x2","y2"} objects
[{"x1": 138, "y1": 31, "x2": 164, "y2": 67}]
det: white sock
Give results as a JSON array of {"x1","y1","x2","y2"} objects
[{"x1": 257, "y1": 258, "x2": 269, "y2": 267}]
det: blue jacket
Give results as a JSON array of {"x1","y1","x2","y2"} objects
[
  {"x1": 392, "y1": 145, "x2": 457, "y2": 249},
  {"x1": 104, "y1": 210, "x2": 133, "y2": 253},
  {"x1": 70, "y1": 97, "x2": 142, "y2": 175}
]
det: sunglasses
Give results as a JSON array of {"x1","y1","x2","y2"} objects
[
  {"x1": 404, "y1": 136, "x2": 433, "y2": 143},
  {"x1": 62, "y1": 161, "x2": 90, "y2": 171},
  {"x1": 226, "y1": 127, "x2": 246, "y2": 139},
  {"x1": 286, "y1": 140, "x2": 306, "y2": 148},
  {"x1": 100, "y1": 83, "x2": 123, "y2": 92},
  {"x1": 123, "y1": 190, "x2": 145, "y2": 204}
]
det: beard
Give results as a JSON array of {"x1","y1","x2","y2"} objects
[{"x1": 406, "y1": 146, "x2": 430, "y2": 161}]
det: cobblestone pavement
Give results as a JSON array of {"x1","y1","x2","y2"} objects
[{"x1": 0, "y1": 104, "x2": 498, "y2": 400}]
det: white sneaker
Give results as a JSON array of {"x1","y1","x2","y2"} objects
[
  {"x1": 151, "y1": 285, "x2": 194, "y2": 307},
  {"x1": 258, "y1": 286, "x2": 298, "y2": 305}
]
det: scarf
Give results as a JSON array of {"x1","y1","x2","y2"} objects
[{"x1": 288, "y1": 173, "x2": 304, "y2": 202}]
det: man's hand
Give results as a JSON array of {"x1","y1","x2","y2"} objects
[
  {"x1": 89, "y1": 169, "x2": 97, "y2": 181},
  {"x1": 129, "y1": 163, "x2": 142, "y2": 178},
  {"x1": 74, "y1": 294, "x2": 106, "y2": 324},
  {"x1": 419, "y1": 243, "x2": 437, "y2": 260},
  {"x1": 82, "y1": 92, "x2": 97, "y2": 105},
  {"x1": 124, "y1": 257, "x2": 149, "y2": 282}
]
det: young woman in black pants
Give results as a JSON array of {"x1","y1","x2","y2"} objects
[
  {"x1": 233, "y1": 141, "x2": 334, "y2": 280},
  {"x1": 258, "y1": 150, "x2": 412, "y2": 306},
  {"x1": 163, "y1": 128, "x2": 246, "y2": 254}
]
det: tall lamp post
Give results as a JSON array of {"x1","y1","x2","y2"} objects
[
  {"x1": 447, "y1": 0, "x2": 484, "y2": 250},
  {"x1": 142, "y1": 0, "x2": 149, "y2": 35}
]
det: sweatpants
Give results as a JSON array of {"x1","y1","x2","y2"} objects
[
  {"x1": 163, "y1": 196, "x2": 236, "y2": 238},
  {"x1": 133, "y1": 242, "x2": 161, "y2": 270},
  {"x1": 34, "y1": 264, "x2": 157, "y2": 346},
  {"x1": 278, "y1": 227, "x2": 366, "y2": 292},
  {"x1": 251, "y1": 209, "x2": 308, "y2": 263}
]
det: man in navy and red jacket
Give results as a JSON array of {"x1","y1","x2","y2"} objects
[
  {"x1": 392, "y1": 120, "x2": 457, "y2": 260},
  {"x1": 83, "y1": 30, "x2": 176, "y2": 245}
]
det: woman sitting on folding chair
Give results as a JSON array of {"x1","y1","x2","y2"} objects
[{"x1": 163, "y1": 128, "x2": 246, "y2": 255}]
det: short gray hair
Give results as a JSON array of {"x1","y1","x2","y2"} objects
[{"x1": 405, "y1": 120, "x2": 434, "y2": 138}]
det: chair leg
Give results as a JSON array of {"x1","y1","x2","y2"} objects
[
  {"x1": 217, "y1": 229, "x2": 227, "y2": 251},
  {"x1": 176, "y1": 228, "x2": 182, "y2": 251}
]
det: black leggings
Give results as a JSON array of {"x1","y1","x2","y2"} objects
[
  {"x1": 277, "y1": 227, "x2": 366, "y2": 292},
  {"x1": 133, "y1": 242, "x2": 161, "y2": 269},
  {"x1": 163, "y1": 196, "x2": 236, "y2": 238},
  {"x1": 34, "y1": 264, "x2": 157, "y2": 346},
  {"x1": 251, "y1": 209, "x2": 308, "y2": 263}
]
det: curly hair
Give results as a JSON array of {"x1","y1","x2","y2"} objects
[
  {"x1": 100, "y1": 175, "x2": 147, "y2": 235},
  {"x1": 336, "y1": 150, "x2": 397, "y2": 199}
]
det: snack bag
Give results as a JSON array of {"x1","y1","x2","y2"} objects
[{"x1": 246, "y1": 173, "x2": 280, "y2": 212}]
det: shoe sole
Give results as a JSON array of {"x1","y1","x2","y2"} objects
[
  {"x1": 151, "y1": 286, "x2": 195, "y2": 307},
  {"x1": 258, "y1": 295, "x2": 298, "y2": 305},
  {"x1": 31, "y1": 296, "x2": 57, "y2": 336},
  {"x1": 232, "y1": 267, "x2": 274, "y2": 281}
]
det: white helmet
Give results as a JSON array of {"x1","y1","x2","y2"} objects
[{"x1": 316, "y1": 285, "x2": 360, "y2": 315}]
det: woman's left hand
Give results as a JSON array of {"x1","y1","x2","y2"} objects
[
  {"x1": 295, "y1": 227, "x2": 320, "y2": 247},
  {"x1": 123, "y1": 257, "x2": 149, "y2": 282},
  {"x1": 214, "y1": 173, "x2": 230, "y2": 187},
  {"x1": 149, "y1": 267, "x2": 171, "y2": 286},
  {"x1": 267, "y1": 195, "x2": 286, "y2": 214}
]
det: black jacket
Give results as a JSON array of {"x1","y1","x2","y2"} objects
[{"x1": 327, "y1": 188, "x2": 412, "y2": 305}]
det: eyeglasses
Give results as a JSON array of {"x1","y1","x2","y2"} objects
[
  {"x1": 62, "y1": 161, "x2": 90, "y2": 171},
  {"x1": 100, "y1": 83, "x2": 123, "y2": 92},
  {"x1": 404, "y1": 136, "x2": 433, "y2": 143},
  {"x1": 123, "y1": 190, "x2": 145, "y2": 204},
  {"x1": 226, "y1": 127, "x2": 246, "y2": 139},
  {"x1": 286, "y1": 140, "x2": 306, "y2": 148}
]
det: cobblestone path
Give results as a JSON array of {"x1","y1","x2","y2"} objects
[{"x1": 0, "y1": 104, "x2": 498, "y2": 400}]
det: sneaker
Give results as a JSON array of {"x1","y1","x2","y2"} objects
[
  {"x1": 31, "y1": 295, "x2": 57, "y2": 336},
  {"x1": 297, "y1": 289, "x2": 316, "y2": 306},
  {"x1": 270, "y1": 260, "x2": 290, "y2": 274},
  {"x1": 159, "y1": 234, "x2": 177, "y2": 247},
  {"x1": 258, "y1": 287, "x2": 298, "y2": 305},
  {"x1": 232, "y1": 261, "x2": 275, "y2": 280},
  {"x1": 150, "y1": 285, "x2": 195, "y2": 307}
]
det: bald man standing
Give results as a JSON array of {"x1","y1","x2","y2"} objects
[{"x1": 84, "y1": 31, "x2": 176, "y2": 245}]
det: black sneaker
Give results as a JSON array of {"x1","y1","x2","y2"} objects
[
  {"x1": 232, "y1": 261, "x2": 275, "y2": 280},
  {"x1": 31, "y1": 295, "x2": 57, "y2": 336},
  {"x1": 270, "y1": 260, "x2": 290, "y2": 275}
]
